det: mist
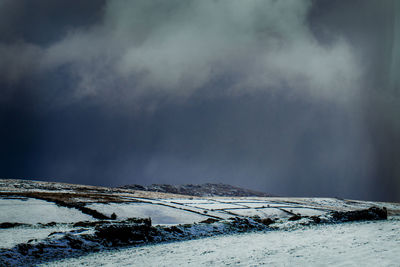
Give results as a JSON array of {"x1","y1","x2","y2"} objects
[{"x1": 0, "y1": 0, "x2": 399, "y2": 201}]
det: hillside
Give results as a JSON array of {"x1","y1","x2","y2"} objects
[
  {"x1": 118, "y1": 183, "x2": 271, "y2": 197},
  {"x1": 1, "y1": 178, "x2": 399, "y2": 266}
]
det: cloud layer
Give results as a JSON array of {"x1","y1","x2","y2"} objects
[{"x1": 1, "y1": 0, "x2": 361, "y2": 108}]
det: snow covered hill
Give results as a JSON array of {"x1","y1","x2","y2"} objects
[{"x1": 0, "y1": 178, "x2": 399, "y2": 266}]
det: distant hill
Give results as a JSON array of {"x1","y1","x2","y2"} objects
[{"x1": 118, "y1": 183, "x2": 271, "y2": 197}]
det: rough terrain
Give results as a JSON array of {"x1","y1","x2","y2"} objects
[{"x1": 1, "y1": 179, "x2": 399, "y2": 266}]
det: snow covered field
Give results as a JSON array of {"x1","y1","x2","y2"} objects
[
  {"x1": 46, "y1": 217, "x2": 400, "y2": 266},
  {"x1": 87, "y1": 202, "x2": 208, "y2": 225},
  {"x1": 0, "y1": 197, "x2": 94, "y2": 224},
  {"x1": 1, "y1": 179, "x2": 400, "y2": 266}
]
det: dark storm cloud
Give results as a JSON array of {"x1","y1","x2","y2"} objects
[
  {"x1": 0, "y1": 0, "x2": 399, "y2": 201},
  {"x1": 1, "y1": 0, "x2": 361, "y2": 104},
  {"x1": 0, "y1": 0, "x2": 105, "y2": 44}
]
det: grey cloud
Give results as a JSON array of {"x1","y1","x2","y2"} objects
[
  {"x1": 3, "y1": 0, "x2": 362, "y2": 107},
  {"x1": 0, "y1": 42, "x2": 43, "y2": 83},
  {"x1": 0, "y1": 42, "x2": 43, "y2": 104}
]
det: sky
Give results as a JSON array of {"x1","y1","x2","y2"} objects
[{"x1": 0, "y1": 0, "x2": 399, "y2": 201}]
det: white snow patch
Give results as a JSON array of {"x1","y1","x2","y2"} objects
[
  {"x1": 87, "y1": 202, "x2": 209, "y2": 225},
  {"x1": 236, "y1": 202, "x2": 293, "y2": 208},
  {"x1": 0, "y1": 225, "x2": 73, "y2": 249},
  {"x1": 165, "y1": 199, "x2": 214, "y2": 204},
  {"x1": 227, "y1": 208, "x2": 290, "y2": 218},
  {"x1": 209, "y1": 198, "x2": 269, "y2": 203},
  {"x1": 186, "y1": 203, "x2": 247, "y2": 210},
  {"x1": 0, "y1": 197, "x2": 94, "y2": 224},
  {"x1": 280, "y1": 207, "x2": 328, "y2": 216}
]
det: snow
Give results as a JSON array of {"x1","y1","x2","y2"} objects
[
  {"x1": 210, "y1": 198, "x2": 269, "y2": 203},
  {"x1": 87, "y1": 202, "x2": 209, "y2": 225},
  {"x1": 0, "y1": 225, "x2": 73, "y2": 249},
  {"x1": 1, "y1": 179, "x2": 399, "y2": 266},
  {"x1": 185, "y1": 203, "x2": 247, "y2": 210},
  {"x1": 46, "y1": 217, "x2": 400, "y2": 266},
  {"x1": 227, "y1": 207, "x2": 291, "y2": 218},
  {"x1": 0, "y1": 197, "x2": 94, "y2": 224},
  {"x1": 0, "y1": 193, "x2": 396, "y2": 266},
  {"x1": 165, "y1": 199, "x2": 214, "y2": 204},
  {"x1": 235, "y1": 202, "x2": 295, "y2": 208},
  {"x1": 111, "y1": 197, "x2": 234, "y2": 220},
  {"x1": 86, "y1": 197, "x2": 392, "y2": 225},
  {"x1": 280, "y1": 207, "x2": 327, "y2": 216}
]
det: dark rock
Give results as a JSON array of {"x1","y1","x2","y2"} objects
[
  {"x1": 48, "y1": 231, "x2": 63, "y2": 237},
  {"x1": 0, "y1": 222, "x2": 29, "y2": 229},
  {"x1": 288, "y1": 214, "x2": 302, "y2": 221},
  {"x1": 96, "y1": 224, "x2": 146, "y2": 245},
  {"x1": 73, "y1": 220, "x2": 107, "y2": 228},
  {"x1": 111, "y1": 213, "x2": 117, "y2": 220},
  {"x1": 78, "y1": 206, "x2": 110, "y2": 220},
  {"x1": 310, "y1": 216, "x2": 321, "y2": 224},
  {"x1": 164, "y1": 226, "x2": 183, "y2": 234},
  {"x1": 331, "y1": 207, "x2": 387, "y2": 222},
  {"x1": 17, "y1": 243, "x2": 33, "y2": 255},
  {"x1": 229, "y1": 217, "x2": 257, "y2": 231},
  {"x1": 257, "y1": 218, "x2": 275, "y2": 226},
  {"x1": 41, "y1": 222, "x2": 57, "y2": 227},
  {"x1": 65, "y1": 235, "x2": 84, "y2": 249},
  {"x1": 200, "y1": 218, "x2": 220, "y2": 224},
  {"x1": 95, "y1": 219, "x2": 152, "y2": 246}
]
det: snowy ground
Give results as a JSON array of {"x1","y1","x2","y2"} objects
[
  {"x1": 1, "y1": 179, "x2": 400, "y2": 266},
  {"x1": 0, "y1": 197, "x2": 94, "y2": 224},
  {"x1": 45, "y1": 217, "x2": 400, "y2": 267},
  {"x1": 87, "y1": 202, "x2": 208, "y2": 225},
  {"x1": 0, "y1": 225, "x2": 74, "y2": 249}
]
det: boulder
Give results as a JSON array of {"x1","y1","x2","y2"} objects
[{"x1": 331, "y1": 207, "x2": 387, "y2": 222}]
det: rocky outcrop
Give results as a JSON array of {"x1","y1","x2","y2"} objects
[{"x1": 330, "y1": 207, "x2": 387, "y2": 222}]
